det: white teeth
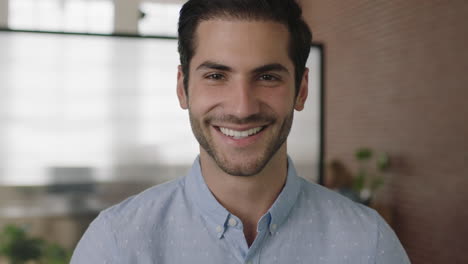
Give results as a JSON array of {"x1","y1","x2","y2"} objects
[{"x1": 219, "y1": 126, "x2": 263, "y2": 139}]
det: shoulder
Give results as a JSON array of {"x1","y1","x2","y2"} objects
[
  {"x1": 294, "y1": 178, "x2": 410, "y2": 263},
  {"x1": 298, "y1": 177, "x2": 377, "y2": 218},
  {"x1": 295, "y1": 177, "x2": 384, "y2": 236},
  {"x1": 71, "y1": 177, "x2": 189, "y2": 263},
  {"x1": 97, "y1": 176, "x2": 187, "y2": 230}
]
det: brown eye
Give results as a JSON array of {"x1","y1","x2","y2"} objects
[
  {"x1": 206, "y1": 73, "x2": 225, "y2": 80},
  {"x1": 259, "y1": 74, "x2": 279, "y2": 81}
]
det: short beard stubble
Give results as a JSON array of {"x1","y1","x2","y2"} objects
[{"x1": 189, "y1": 109, "x2": 294, "y2": 177}]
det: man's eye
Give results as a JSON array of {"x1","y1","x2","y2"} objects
[
  {"x1": 259, "y1": 74, "x2": 279, "y2": 81},
  {"x1": 206, "y1": 73, "x2": 225, "y2": 80}
]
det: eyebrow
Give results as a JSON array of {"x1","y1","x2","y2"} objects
[
  {"x1": 196, "y1": 61, "x2": 232, "y2": 72},
  {"x1": 252, "y1": 63, "x2": 290, "y2": 75},
  {"x1": 195, "y1": 61, "x2": 290, "y2": 75}
]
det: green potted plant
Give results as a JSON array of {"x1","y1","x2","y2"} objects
[
  {"x1": 352, "y1": 147, "x2": 390, "y2": 204},
  {"x1": 0, "y1": 225, "x2": 71, "y2": 264}
]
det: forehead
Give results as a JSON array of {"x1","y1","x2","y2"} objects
[{"x1": 191, "y1": 19, "x2": 293, "y2": 70}]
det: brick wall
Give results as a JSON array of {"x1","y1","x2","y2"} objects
[{"x1": 299, "y1": 0, "x2": 468, "y2": 263}]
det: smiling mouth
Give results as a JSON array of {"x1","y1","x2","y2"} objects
[{"x1": 215, "y1": 126, "x2": 266, "y2": 139}]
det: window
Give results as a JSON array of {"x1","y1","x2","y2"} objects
[
  {"x1": 0, "y1": 32, "x2": 196, "y2": 185},
  {"x1": 138, "y1": 1, "x2": 182, "y2": 37},
  {"x1": 8, "y1": 0, "x2": 114, "y2": 34}
]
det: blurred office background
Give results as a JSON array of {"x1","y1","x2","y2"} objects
[
  {"x1": 299, "y1": 1, "x2": 468, "y2": 264},
  {"x1": 0, "y1": 0, "x2": 322, "y2": 262},
  {"x1": 0, "y1": 0, "x2": 467, "y2": 263}
]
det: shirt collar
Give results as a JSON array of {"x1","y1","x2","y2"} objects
[
  {"x1": 185, "y1": 156, "x2": 231, "y2": 238},
  {"x1": 266, "y1": 155, "x2": 302, "y2": 234},
  {"x1": 184, "y1": 155, "x2": 302, "y2": 238}
]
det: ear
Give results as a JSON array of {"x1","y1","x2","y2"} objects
[
  {"x1": 177, "y1": 65, "x2": 188, "y2": 109},
  {"x1": 294, "y1": 67, "x2": 309, "y2": 111}
]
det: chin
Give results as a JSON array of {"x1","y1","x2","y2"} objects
[
  {"x1": 212, "y1": 150, "x2": 272, "y2": 177},
  {"x1": 220, "y1": 163, "x2": 265, "y2": 177}
]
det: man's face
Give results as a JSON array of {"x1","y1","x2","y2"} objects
[{"x1": 177, "y1": 19, "x2": 308, "y2": 176}]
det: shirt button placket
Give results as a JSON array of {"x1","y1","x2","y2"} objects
[{"x1": 246, "y1": 254, "x2": 260, "y2": 264}]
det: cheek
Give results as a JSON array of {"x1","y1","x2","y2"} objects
[
  {"x1": 262, "y1": 87, "x2": 296, "y2": 112},
  {"x1": 188, "y1": 87, "x2": 224, "y2": 115}
]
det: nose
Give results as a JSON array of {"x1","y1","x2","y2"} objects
[{"x1": 227, "y1": 79, "x2": 261, "y2": 119}]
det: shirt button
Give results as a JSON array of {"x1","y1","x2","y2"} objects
[
  {"x1": 246, "y1": 261, "x2": 252, "y2": 264},
  {"x1": 228, "y1": 218, "x2": 237, "y2": 227},
  {"x1": 271, "y1": 224, "x2": 277, "y2": 230},
  {"x1": 216, "y1": 225, "x2": 223, "y2": 233}
]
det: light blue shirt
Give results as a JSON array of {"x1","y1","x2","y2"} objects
[{"x1": 71, "y1": 157, "x2": 410, "y2": 263}]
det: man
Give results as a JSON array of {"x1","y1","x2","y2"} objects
[{"x1": 71, "y1": 0, "x2": 411, "y2": 263}]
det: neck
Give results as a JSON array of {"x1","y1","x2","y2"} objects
[{"x1": 199, "y1": 145, "x2": 288, "y2": 237}]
